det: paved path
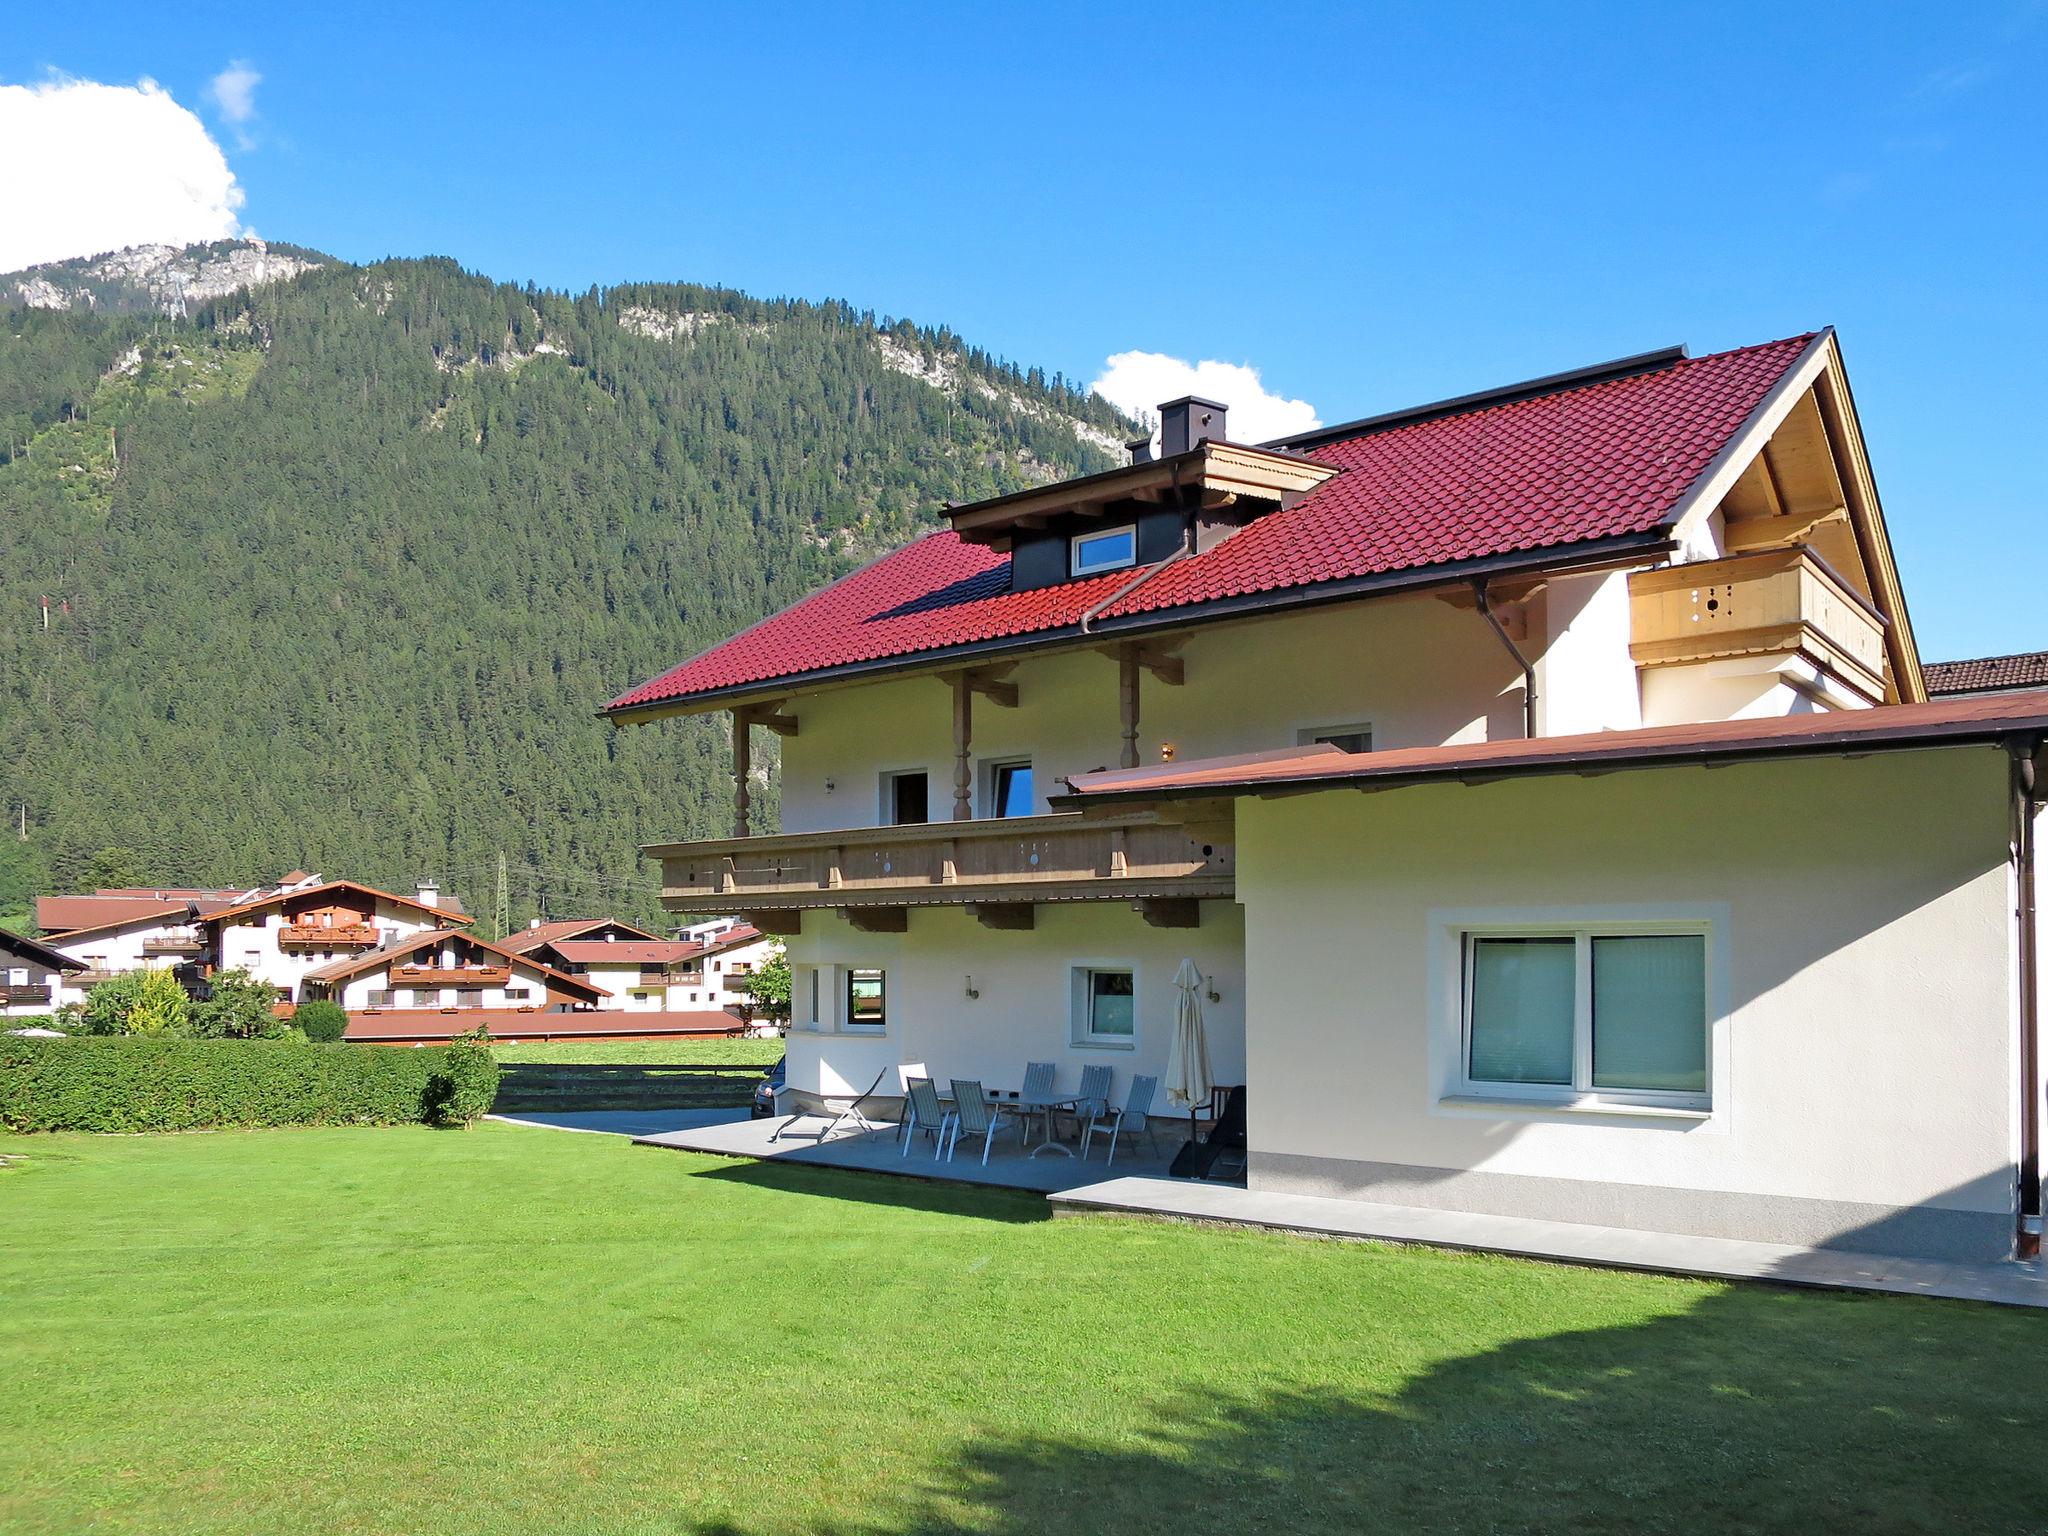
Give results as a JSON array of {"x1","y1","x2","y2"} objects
[
  {"x1": 1049, "y1": 1176, "x2": 2048, "y2": 1310},
  {"x1": 490, "y1": 1107, "x2": 752, "y2": 1138}
]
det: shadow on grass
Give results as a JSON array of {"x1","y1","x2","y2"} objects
[
  {"x1": 686, "y1": 1156, "x2": 1053, "y2": 1224},
  {"x1": 696, "y1": 1279, "x2": 2048, "y2": 1534}
]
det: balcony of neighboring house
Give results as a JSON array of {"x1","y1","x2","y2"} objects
[
  {"x1": 142, "y1": 928, "x2": 203, "y2": 956},
  {"x1": 278, "y1": 921, "x2": 381, "y2": 950},
  {"x1": 648, "y1": 805, "x2": 1235, "y2": 933},
  {"x1": 2, "y1": 983, "x2": 54, "y2": 1008},
  {"x1": 388, "y1": 962, "x2": 512, "y2": 989},
  {"x1": 1630, "y1": 545, "x2": 1889, "y2": 707}
]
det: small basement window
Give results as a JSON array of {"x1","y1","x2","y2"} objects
[{"x1": 1071, "y1": 525, "x2": 1137, "y2": 578}]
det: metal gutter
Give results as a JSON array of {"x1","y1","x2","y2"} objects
[{"x1": 1474, "y1": 578, "x2": 1537, "y2": 738}]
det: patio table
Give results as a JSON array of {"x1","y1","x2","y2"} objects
[{"x1": 937, "y1": 1089, "x2": 1090, "y2": 1158}]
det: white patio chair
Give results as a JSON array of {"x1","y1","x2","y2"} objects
[
  {"x1": 896, "y1": 1061, "x2": 930, "y2": 1148},
  {"x1": 1021, "y1": 1060, "x2": 1056, "y2": 1145},
  {"x1": 943, "y1": 1079, "x2": 1018, "y2": 1166},
  {"x1": 1082, "y1": 1074, "x2": 1159, "y2": 1167},
  {"x1": 901, "y1": 1077, "x2": 953, "y2": 1160},
  {"x1": 1056, "y1": 1063, "x2": 1114, "y2": 1142}
]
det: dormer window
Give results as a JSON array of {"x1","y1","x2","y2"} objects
[{"x1": 1072, "y1": 525, "x2": 1137, "y2": 578}]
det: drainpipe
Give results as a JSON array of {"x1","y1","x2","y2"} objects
[
  {"x1": 2011, "y1": 735, "x2": 2042, "y2": 1259},
  {"x1": 1473, "y1": 578, "x2": 1538, "y2": 738},
  {"x1": 1080, "y1": 465, "x2": 1195, "y2": 635}
]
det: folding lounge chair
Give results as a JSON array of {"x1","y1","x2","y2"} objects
[
  {"x1": 772, "y1": 1066, "x2": 892, "y2": 1143},
  {"x1": 1168, "y1": 1085, "x2": 1247, "y2": 1180}
]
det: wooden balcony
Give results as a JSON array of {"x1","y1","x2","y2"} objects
[
  {"x1": 1629, "y1": 547, "x2": 1887, "y2": 702},
  {"x1": 647, "y1": 808, "x2": 1235, "y2": 930},
  {"x1": 279, "y1": 922, "x2": 380, "y2": 949},
  {"x1": 1, "y1": 984, "x2": 53, "y2": 1008},
  {"x1": 389, "y1": 963, "x2": 511, "y2": 989},
  {"x1": 142, "y1": 930, "x2": 203, "y2": 955}
]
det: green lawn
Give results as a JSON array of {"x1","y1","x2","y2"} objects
[
  {"x1": 3, "y1": 1126, "x2": 2045, "y2": 1534},
  {"x1": 490, "y1": 1036, "x2": 784, "y2": 1067}
]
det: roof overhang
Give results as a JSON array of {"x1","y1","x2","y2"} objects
[{"x1": 942, "y1": 440, "x2": 1338, "y2": 548}]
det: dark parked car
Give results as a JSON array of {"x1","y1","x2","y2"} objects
[{"x1": 751, "y1": 1055, "x2": 786, "y2": 1119}]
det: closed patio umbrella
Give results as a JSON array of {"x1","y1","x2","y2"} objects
[{"x1": 1165, "y1": 958, "x2": 1214, "y2": 1136}]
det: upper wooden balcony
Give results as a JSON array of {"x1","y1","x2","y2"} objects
[
  {"x1": 1629, "y1": 546, "x2": 1888, "y2": 703},
  {"x1": 647, "y1": 808, "x2": 1235, "y2": 931},
  {"x1": 1, "y1": 983, "x2": 53, "y2": 1007},
  {"x1": 279, "y1": 922, "x2": 380, "y2": 950},
  {"x1": 390, "y1": 962, "x2": 511, "y2": 989},
  {"x1": 142, "y1": 929, "x2": 203, "y2": 955}
]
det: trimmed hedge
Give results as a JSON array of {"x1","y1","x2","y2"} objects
[
  {"x1": 0, "y1": 1037, "x2": 501, "y2": 1133},
  {"x1": 293, "y1": 999, "x2": 349, "y2": 1043}
]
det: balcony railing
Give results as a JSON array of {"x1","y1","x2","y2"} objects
[
  {"x1": 1, "y1": 984, "x2": 53, "y2": 1007},
  {"x1": 1629, "y1": 547, "x2": 1888, "y2": 702},
  {"x1": 279, "y1": 923, "x2": 380, "y2": 949},
  {"x1": 389, "y1": 963, "x2": 511, "y2": 989},
  {"x1": 142, "y1": 930, "x2": 203, "y2": 955},
  {"x1": 647, "y1": 808, "x2": 1235, "y2": 917}
]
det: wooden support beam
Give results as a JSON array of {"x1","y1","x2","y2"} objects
[
  {"x1": 1134, "y1": 897, "x2": 1201, "y2": 929},
  {"x1": 941, "y1": 663, "x2": 1018, "y2": 708},
  {"x1": 737, "y1": 703, "x2": 799, "y2": 738},
  {"x1": 740, "y1": 909, "x2": 801, "y2": 936},
  {"x1": 966, "y1": 903, "x2": 1035, "y2": 931},
  {"x1": 951, "y1": 674, "x2": 973, "y2": 821},
  {"x1": 838, "y1": 906, "x2": 908, "y2": 934},
  {"x1": 1117, "y1": 644, "x2": 1140, "y2": 769},
  {"x1": 730, "y1": 708, "x2": 751, "y2": 838}
]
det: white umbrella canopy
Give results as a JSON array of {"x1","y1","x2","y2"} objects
[{"x1": 1164, "y1": 958, "x2": 1214, "y2": 1113}]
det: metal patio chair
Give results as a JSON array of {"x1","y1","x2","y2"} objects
[
  {"x1": 1021, "y1": 1060, "x2": 1057, "y2": 1144},
  {"x1": 1082, "y1": 1074, "x2": 1159, "y2": 1167},
  {"x1": 895, "y1": 1061, "x2": 930, "y2": 1149},
  {"x1": 1056, "y1": 1063, "x2": 1114, "y2": 1142},
  {"x1": 943, "y1": 1079, "x2": 1019, "y2": 1166},
  {"x1": 901, "y1": 1076, "x2": 953, "y2": 1160}
]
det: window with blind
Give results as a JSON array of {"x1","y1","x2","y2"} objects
[{"x1": 1461, "y1": 928, "x2": 1709, "y2": 1108}]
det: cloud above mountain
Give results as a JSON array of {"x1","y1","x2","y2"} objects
[
  {"x1": 0, "y1": 75, "x2": 247, "y2": 272},
  {"x1": 205, "y1": 60, "x2": 262, "y2": 149},
  {"x1": 1090, "y1": 351, "x2": 1321, "y2": 445}
]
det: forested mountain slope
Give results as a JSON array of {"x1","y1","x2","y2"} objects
[{"x1": 0, "y1": 253, "x2": 1131, "y2": 928}]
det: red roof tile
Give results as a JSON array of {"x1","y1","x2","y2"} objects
[
  {"x1": 342, "y1": 1009, "x2": 746, "y2": 1043},
  {"x1": 609, "y1": 335, "x2": 1818, "y2": 713},
  {"x1": 1925, "y1": 652, "x2": 2048, "y2": 696}
]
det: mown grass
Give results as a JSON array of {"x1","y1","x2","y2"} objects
[{"x1": 2, "y1": 1124, "x2": 2044, "y2": 1534}]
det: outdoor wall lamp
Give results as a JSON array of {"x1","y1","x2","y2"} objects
[
  {"x1": 1160, "y1": 743, "x2": 1177, "y2": 762},
  {"x1": 1206, "y1": 981, "x2": 1222, "y2": 1003},
  {"x1": 824, "y1": 777, "x2": 836, "y2": 794},
  {"x1": 964, "y1": 974, "x2": 980, "y2": 1000}
]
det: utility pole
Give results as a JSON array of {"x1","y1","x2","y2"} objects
[
  {"x1": 14, "y1": 801, "x2": 24, "y2": 840},
  {"x1": 493, "y1": 850, "x2": 509, "y2": 940}
]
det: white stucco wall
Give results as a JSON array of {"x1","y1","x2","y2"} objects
[
  {"x1": 782, "y1": 901, "x2": 1245, "y2": 1112},
  {"x1": 216, "y1": 902, "x2": 444, "y2": 998},
  {"x1": 48, "y1": 920, "x2": 188, "y2": 1006},
  {"x1": 1233, "y1": 746, "x2": 2025, "y2": 1259}
]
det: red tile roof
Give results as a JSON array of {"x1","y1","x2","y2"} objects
[
  {"x1": 609, "y1": 335, "x2": 1818, "y2": 713},
  {"x1": 1925, "y1": 652, "x2": 2048, "y2": 696},
  {"x1": 550, "y1": 939, "x2": 704, "y2": 966},
  {"x1": 34, "y1": 895, "x2": 192, "y2": 936},
  {"x1": 343, "y1": 1009, "x2": 746, "y2": 1043},
  {"x1": 1057, "y1": 690, "x2": 2048, "y2": 803},
  {"x1": 500, "y1": 917, "x2": 661, "y2": 954}
]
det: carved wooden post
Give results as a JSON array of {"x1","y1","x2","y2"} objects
[
  {"x1": 731, "y1": 707, "x2": 751, "y2": 838},
  {"x1": 952, "y1": 672, "x2": 973, "y2": 820},
  {"x1": 1118, "y1": 644, "x2": 1140, "y2": 769}
]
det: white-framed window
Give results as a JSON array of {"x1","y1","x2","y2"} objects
[
  {"x1": 981, "y1": 757, "x2": 1035, "y2": 818},
  {"x1": 1071, "y1": 525, "x2": 1137, "y2": 578},
  {"x1": 1070, "y1": 966, "x2": 1136, "y2": 1048},
  {"x1": 880, "y1": 769, "x2": 930, "y2": 826},
  {"x1": 368, "y1": 988, "x2": 395, "y2": 1007},
  {"x1": 845, "y1": 968, "x2": 887, "y2": 1033},
  {"x1": 1298, "y1": 722, "x2": 1373, "y2": 755},
  {"x1": 1457, "y1": 925, "x2": 1711, "y2": 1110},
  {"x1": 504, "y1": 987, "x2": 531, "y2": 1002}
]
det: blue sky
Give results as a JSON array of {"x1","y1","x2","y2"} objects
[{"x1": 7, "y1": 1, "x2": 2045, "y2": 661}]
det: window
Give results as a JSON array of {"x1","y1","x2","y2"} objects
[
  {"x1": 846, "y1": 969, "x2": 887, "y2": 1032},
  {"x1": 457, "y1": 988, "x2": 483, "y2": 1008},
  {"x1": 1071, "y1": 525, "x2": 1137, "y2": 578},
  {"x1": 882, "y1": 770, "x2": 929, "y2": 826},
  {"x1": 368, "y1": 988, "x2": 395, "y2": 1007},
  {"x1": 985, "y1": 758, "x2": 1034, "y2": 818},
  {"x1": 504, "y1": 987, "x2": 531, "y2": 1003},
  {"x1": 1299, "y1": 723, "x2": 1373, "y2": 755},
  {"x1": 6, "y1": 967, "x2": 26, "y2": 987},
  {"x1": 807, "y1": 967, "x2": 820, "y2": 1027},
  {"x1": 1072, "y1": 967, "x2": 1136, "y2": 1047},
  {"x1": 1461, "y1": 929, "x2": 1708, "y2": 1107}
]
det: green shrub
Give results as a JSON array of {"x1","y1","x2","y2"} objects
[
  {"x1": 190, "y1": 968, "x2": 283, "y2": 1039},
  {"x1": 0, "y1": 1037, "x2": 498, "y2": 1133},
  {"x1": 78, "y1": 971, "x2": 147, "y2": 1035},
  {"x1": 293, "y1": 999, "x2": 349, "y2": 1043}
]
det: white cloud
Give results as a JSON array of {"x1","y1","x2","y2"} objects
[
  {"x1": 1090, "y1": 351, "x2": 1321, "y2": 445},
  {"x1": 206, "y1": 60, "x2": 261, "y2": 148},
  {"x1": 0, "y1": 75, "x2": 247, "y2": 272}
]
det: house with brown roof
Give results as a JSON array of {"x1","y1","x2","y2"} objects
[
  {"x1": 606, "y1": 331, "x2": 2048, "y2": 1268},
  {"x1": 513, "y1": 916, "x2": 776, "y2": 1013},
  {"x1": 35, "y1": 887, "x2": 241, "y2": 1005},
  {"x1": 2, "y1": 929, "x2": 85, "y2": 1017}
]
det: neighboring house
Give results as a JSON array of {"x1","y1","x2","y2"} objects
[
  {"x1": 1926, "y1": 651, "x2": 2048, "y2": 700},
  {"x1": 603, "y1": 330, "x2": 2048, "y2": 1267},
  {"x1": 508, "y1": 916, "x2": 776, "y2": 1012},
  {"x1": 35, "y1": 889, "x2": 238, "y2": 1006},
  {"x1": 298, "y1": 927, "x2": 605, "y2": 1017},
  {"x1": 501, "y1": 917, "x2": 663, "y2": 958},
  {"x1": 1, "y1": 929, "x2": 84, "y2": 1017}
]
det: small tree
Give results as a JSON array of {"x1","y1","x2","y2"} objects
[
  {"x1": 125, "y1": 968, "x2": 191, "y2": 1037},
  {"x1": 189, "y1": 968, "x2": 282, "y2": 1039},
  {"x1": 294, "y1": 998, "x2": 349, "y2": 1043},
  {"x1": 742, "y1": 944, "x2": 791, "y2": 1028}
]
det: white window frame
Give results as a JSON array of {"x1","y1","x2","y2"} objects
[
  {"x1": 1071, "y1": 524, "x2": 1137, "y2": 578},
  {"x1": 1069, "y1": 963, "x2": 1138, "y2": 1050},
  {"x1": 980, "y1": 756, "x2": 1035, "y2": 818},
  {"x1": 844, "y1": 967, "x2": 888, "y2": 1035},
  {"x1": 1296, "y1": 721, "x2": 1373, "y2": 754},
  {"x1": 1430, "y1": 905, "x2": 1728, "y2": 1120},
  {"x1": 878, "y1": 767, "x2": 931, "y2": 826}
]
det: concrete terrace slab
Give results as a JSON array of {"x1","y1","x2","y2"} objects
[
  {"x1": 634, "y1": 1111, "x2": 1178, "y2": 1193},
  {"x1": 1048, "y1": 1176, "x2": 2048, "y2": 1310},
  {"x1": 492, "y1": 1107, "x2": 752, "y2": 1138}
]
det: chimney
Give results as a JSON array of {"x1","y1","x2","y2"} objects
[
  {"x1": 1158, "y1": 396, "x2": 1228, "y2": 457},
  {"x1": 416, "y1": 878, "x2": 440, "y2": 908},
  {"x1": 1126, "y1": 433, "x2": 1154, "y2": 466}
]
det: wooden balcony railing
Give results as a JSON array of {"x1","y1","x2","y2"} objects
[
  {"x1": 647, "y1": 808, "x2": 1235, "y2": 923},
  {"x1": 1, "y1": 984, "x2": 53, "y2": 1007},
  {"x1": 389, "y1": 963, "x2": 510, "y2": 989},
  {"x1": 279, "y1": 923, "x2": 380, "y2": 949},
  {"x1": 1630, "y1": 547, "x2": 1888, "y2": 702},
  {"x1": 142, "y1": 930, "x2": 203, "y2": 955}
]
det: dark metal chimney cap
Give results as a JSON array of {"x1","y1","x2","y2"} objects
[
  {"x1": 1126, "y1": 434, "x2": 1154, "y2": 465},
  {"x1": 1158, "y1": 395, "x2": 1229, "y2": 456}
]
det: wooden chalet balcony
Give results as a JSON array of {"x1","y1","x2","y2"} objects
[
  {"x1": 1630, "y1": 547, "x2": 1888, "y2": 702},
  {"x1": 278, "y1": 922, "x2": 380, "y2": 949},
  {"x1": 2, "y1": 984, "x2": 53, "y2": 1007},
  {"x1": 389, "y1": 963, "x2": 511, "y2": 989},
  {"x1": 648, "y1": 809, "x2": 1235, "y2": 931},
  {"x1": 142, "y1": 930, "x2": 203, "y2": 955}
]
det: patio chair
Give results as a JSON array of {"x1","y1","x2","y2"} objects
[
  {"x1": 1055, "y1": 1063, "x2": 1114, "y2": 1141},
  {"x1": 1081, "y1": 1074, "x2": 1159, "y2": 1167},
  {"x1": 1169, "y1": 1085, "x2": 1247, "y2": 1181},
  {"x1": 900, "y1": 1077, "x2": 953, "y2": 1160},
  {"x1": 1020, "y1": 1060, "x2": 1056, "y2": 1145},
  {"x1": 895, "y1": 1062, "x2": 930, "y2": 1148},
  {"x1": 772, "y1": 1065, "x2": 890, "y2": 1143},
  {"x1": 942, "y1": 1079, "x2": 1018, "y2": 1166}
]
